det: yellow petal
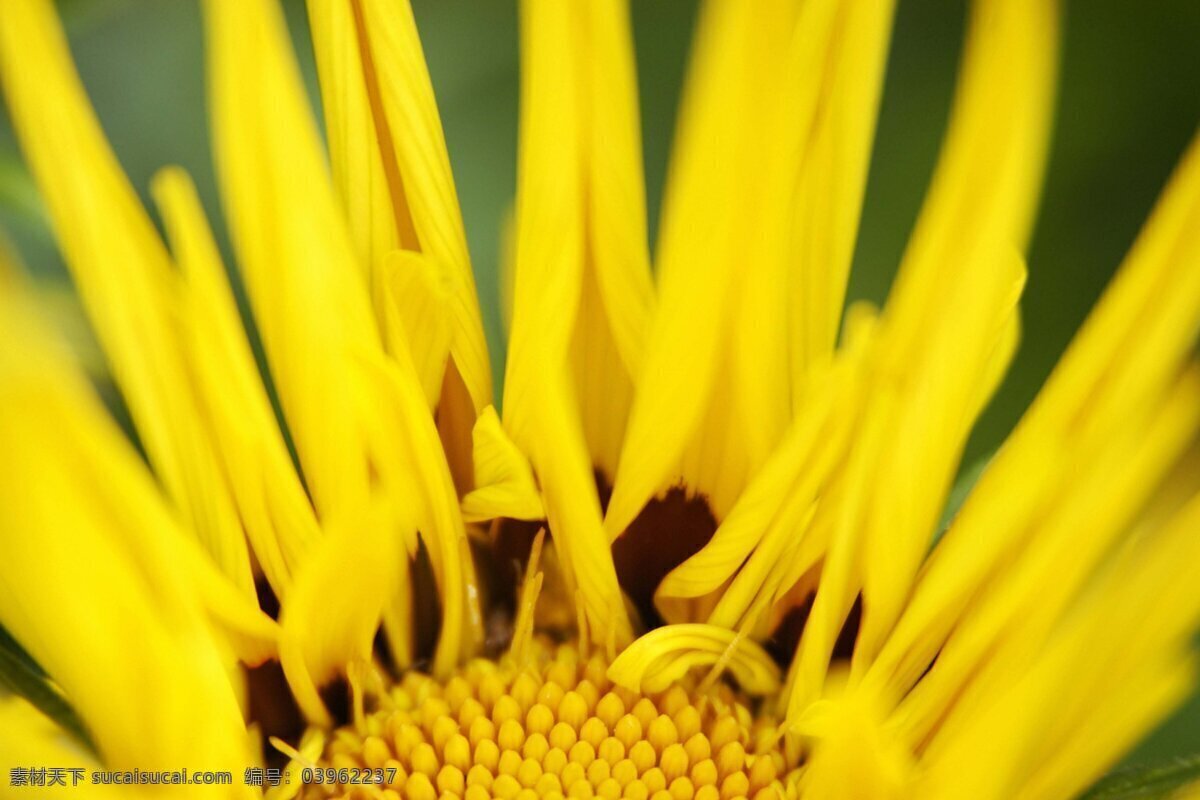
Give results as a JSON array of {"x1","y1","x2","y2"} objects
[
  {"x1": 788, "y1": 0, "x2": 895, "y2": 388},
  {"x1": 782, "y1": 389, "x2": 891, "y2": 720},
  {"x1": 606, "y1": 0, "x2": 897, "y2": 536},
  {"x1": 0, "y1": 0, "x2": 254, "y2": 593},
  {"x1": 204, "y1": 0, "x2": 481, "y2": 673},
  {"x1": 868, "y1": 131, "x2": 1200, "y2": 703},
  {"x1": 852, "y1": 0, "x2": 1059, "y2": 664},
  {"x1": 203, "y1": 0, "x2": 378, "y2": 520},
  {"x1": 607, "y1": 624, "x2": 780, "y2": 697},
  {"x1": 854, "y1": 249, "x2": 1028, "y2": 665},
  {"x1": 0, "y1": 697, "x2": 130, "y2": 799},
  {"x1": 654, "y1": 309, "x2": 874, "y2": 647},
  {"x1": 524, "y1": 372, "x2": 633, "y2": 651},
  {"x1": 280, "y1": 500, "x2": 404, "y2": 726},
  {"x1": 152, "y1": 166, "x2": 320, "y2": 599},
  {"x1": 305, "y1": 0, "x2": 401, "y2": 286},
  {"x1": 0, "y1": 295, "x2": 263, "y2": 786},
  {"x1": 889, "y1": 367, "x2": 1200, "y2": 750},
  {"x1": 796, "y1": 684, "x2": 911, "y2": 800},
  {"x1": 573, "y1": 0, "x2": 656, "y2": 479},
  {"x1": 657, "y1": 340, "x2": 863, "y2": 607},
  {"x1": 916, "y1": 493, "x2": 1200, "y2": 800},
  {"x1": 501, "y1": 0, "x2": 655, "y2": 648},
  {"x1": 461, "y1": 406, "x2": 545, "y2": 524},
  {"x1": 307, "y1": 0, "x2": 493, "y2": 414},
  {"x1": 358, "y1": 353, "x2": 485, "y2": 675},
  {"x1": 579, "y1": 0, "x2": 654, "y2": 375},
  {"x1": 504, "y1": 0, "x2": 653, "y2": 485},
  {"x1": 381, "y1": 249, "x2": 453, "y2": 409},
  {"x1": 604, "y1": 0, "x2": 784, "y2": 536},
  {"x1": 881, "y1": 0, "x2": 1058, "y2": 356}
]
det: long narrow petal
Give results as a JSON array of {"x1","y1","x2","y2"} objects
[
  {"x1": 867, "y1": 131, "x2": 1200, "y2": 701},
  {"x1": 360, "y1": 356, "x2": 484, "y2": 675},
  {"x1": 573, "y1": 0, "x2": 656, "y2": 479},
  {"x1": 605, "y1": 0, "x2": 896, "y2": 536},
  {"x1": 851, "y1": 0, "x2": 1058, "y2": 663},
  {"x1": 152, "y1": 167, "x2": 320, "y2": 598},
  {"x1": 889, "y1": 368, "x2": 1200, "y2": 750},
  {"x1": 203, "y1": 0, "x2": 481, "y2": 676},
  {"x1": 305, "y1": 0, "x2": 401, "y2": 287},
  {"x1": 505, "y1": 0, "x2": 654, "y2": 478},
  {"x1": 788, "y1": 0, "x2": 896, "y2": 387},
  {"x1": 915, "y1": 493, "x2": 1200, "y2": 800},
  {"x1": 305, "y1": 0, "x2": 490, "y2": 494},
  {"x1": 501, "y1": 0, "x2": 654, "y2": 648},
  {"x1": 203, "y1": 0, "x2": 378, "y2": 521},
  {"x1": 308, "y1": 0, "x2": 493, "y2": 414},
  {"x1": 855, "y1": 249, "x2": 1028, "y2": 663},
  {"x1": 0, "y1": 0, "x2": 253, "y2": 593}
]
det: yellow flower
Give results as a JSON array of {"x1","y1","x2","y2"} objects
[{"x1": 0, "y1": 0, "x2": 1197, "y2": 798}]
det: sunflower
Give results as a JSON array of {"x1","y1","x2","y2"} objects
[{"x1": 1, "y1": 0, "x2": 1198, "y2": 798}]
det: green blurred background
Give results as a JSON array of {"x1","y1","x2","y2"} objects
[{"x1": 1, "y1": 0, "x2": 1198, "y2": 772}]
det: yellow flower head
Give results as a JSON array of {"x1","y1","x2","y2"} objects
[{"x1": 1, "y1": 1, "x2": 1198, "y2": 799}]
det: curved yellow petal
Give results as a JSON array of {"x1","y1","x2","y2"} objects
[
  {"x1": 280, "y1": 500, "x2": 404, "y2": 727},
  {"x1": 0, "y1": 0, "x2": 253, "y2": 593},
  {"x1": 358, "y1": 353, "x2": 484, "y2": 676},
  {"x1": 607, "y1": 624, "x2": 780, "y2": 697},
  {"x1": 461, "y1": 406, "x2": 545, "y2": 524},
  {"x1": 656, "y1": 347, "x2": 859, "y2": 605},
  {"x1": 782, "y1": 383, "x2": 891, "y2": 720},
  {"x1": 855, "y1": 249, "x2": 1028, "y2": 665}
]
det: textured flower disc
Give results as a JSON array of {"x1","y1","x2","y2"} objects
[{"x1": 298, "y1": 642, "x2": 789, "y2": 800}]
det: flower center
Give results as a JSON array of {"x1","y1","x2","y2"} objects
[{"x1": 296, "y1": 641, "x2": 791, "y2": 800}]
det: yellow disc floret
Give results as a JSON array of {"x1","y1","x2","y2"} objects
[{"x1": 296, "y1": 641, "x2": 795, "y2": 800}]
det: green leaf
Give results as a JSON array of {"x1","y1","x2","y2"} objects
[
  {"x1": 0, "y1": 625, "x2": 94, "y2": 752},
  {"x1": 1080, "y1": 756, "x2": 1200, "y2": 799},
  {"x1": 0, "y1": 624, "x2": 43, "y2": 677}
]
